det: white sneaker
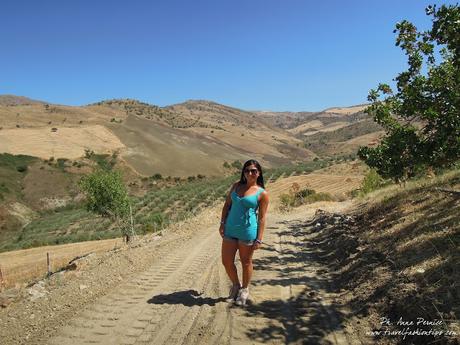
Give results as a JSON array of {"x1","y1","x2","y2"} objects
[
  {"x1": 235, "y1": 287, "x2": 249, "y2": 306},
  {"x1": 226, "y1": 283, "x2": 241, "y2": 302}
]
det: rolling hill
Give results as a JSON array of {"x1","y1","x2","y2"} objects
[
  {"x1": 0, "y1": 96, "x2": 382, "y2": 176},
  {"x1": 0, "y1": 94, "x2": 386, "y2": 184}
]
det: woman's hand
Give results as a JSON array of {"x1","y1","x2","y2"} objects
[
  {"x1": 219, "y1": 224, "x2": 225, "y2": 238},
  {"x1": 252, "y1": 240, "x2": 262, "y2": 250}
]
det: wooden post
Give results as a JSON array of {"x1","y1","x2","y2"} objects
[
  {"x1": 130, "y1": 204, "x2": 134, "y2": 238},
  {"x1": 47, "y1": 252, "x2": 51, "y2": 277},
  {"x1": 0, "y1": 265, "x2": 4, "y2": 290}
]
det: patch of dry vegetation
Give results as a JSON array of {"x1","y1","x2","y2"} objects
[{"x1": 303, "y1": 167, "x2": 460, "y2": 344}]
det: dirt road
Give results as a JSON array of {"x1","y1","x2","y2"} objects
[{"x1": 15, "y1": 202, "x2": 363, "y2": 345}]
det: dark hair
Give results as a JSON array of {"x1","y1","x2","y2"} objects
[{"x1": 239, "y1": 159, "x2": 265, "y2": 189}]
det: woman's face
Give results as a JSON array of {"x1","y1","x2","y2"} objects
[{"x1": 244, "y1": 164, "x2": 259, "y2": 181}]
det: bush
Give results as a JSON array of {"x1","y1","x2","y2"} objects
[
  {"x1": 151, "y1": 173, "x2": 163, "y2": 180},
  {"x1": 84, "y1": 149, "x2": 94, "y2": 158},
  {"x1": 56, "y1": 158, "x2": 68, "y2": 170},
  {"x1": 16, "y1": 165, "x2": 28, "y2": 173},
  {"x1": 279, "y1": 193, "x2": 296, "y2": 209},
  {"x1": 296, "y1": 188, "x2": 316, "y2": 199},
  {"x1": 304, "y1": 192, "x2": 334, "y2": 203},
  {"x1": 231, "y1": 160, "x2": 242, "y2": 170},
  {"x1": 359, "y1": 169, "x2": 386, "y2": 196},
  {"x1": 279, "y1": 186, "x2": 335, "y2": 210},
  {"x1": 89, "y1": 153, "x2": 113, "y2": 171}
]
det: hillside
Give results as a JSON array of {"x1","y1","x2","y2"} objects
[
  {"x1": 302, "y1": 119, "x2": 385, "y2": 157},
  {"x1": 0, "y1": 97, "x2": 323, "y2": 177},
  {"x1": 0, "y1": 96, "x2": 383, "y2": 176},
  {"x1": 0, "y1": 156, "x2": 337, "y2": 254}
]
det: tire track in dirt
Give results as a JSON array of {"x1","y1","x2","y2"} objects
[
  {"x1": 48, "y1": 228, "x2": 221, "y2": 345},
  {"x1": 44, "y1": 205, "x2": 369, "y2": 345},
  {"x1": 223, "y1": 214, "x2": 367, "y2": 345}
]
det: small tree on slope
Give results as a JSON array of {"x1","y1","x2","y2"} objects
[{"x1": 79, "y1": 169, "x2": 134, "y2": 242}]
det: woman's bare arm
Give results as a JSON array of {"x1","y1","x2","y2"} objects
[
  {"x1": 219, "y1": 182, "x2": 238, "y2": 237},
  {"x1": 255, "y1": 190, "x2": 269, "y2": 246}
]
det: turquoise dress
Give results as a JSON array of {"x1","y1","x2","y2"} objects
[{"x1": 224, "y1": 185, "x2": 265, "y2": 241}]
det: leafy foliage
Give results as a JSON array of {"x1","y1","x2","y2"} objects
[
  {"x1": 358, "y1": 4, "x2": 460, "y2": 181},
  {"x1": 79, "y1": 170, "x2": 130, "y2": 218},
  {"x1": 359, "y1": 169, "x2": 387, "y2": 196}
]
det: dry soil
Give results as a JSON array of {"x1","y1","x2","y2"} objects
[{"x1": 0, "y1": 201, "x2": 377, "y2": 345}]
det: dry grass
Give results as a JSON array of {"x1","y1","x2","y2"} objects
[
  {"x1": 269, "y1": 173, "x2": 363, "y2": 200},
  {"x1": 297, "y1": 166, "x2": 460, "y2": 343},
  {"x1": 289, "y1": 121, "x2": 352, "y2": 136},
  {"x1": 0, "y1": 238, "x2": 123, "y2": 288},
  {"x1": 0, "y1": 125, "x2": 124, "y2": 159},
  {"x1": 266, "y1": 161, "x2": 366, "y2": 210},
  {"x1": 324, "y1": 105, "x2": 367, "y2": 115}
]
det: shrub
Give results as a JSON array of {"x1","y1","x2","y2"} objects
[
  {"x1": 16, "y1": 165, "x2": 28, "y2": 173},
  {"x1": 279, "y1": 187, "x2": 334, "y2": 210},
  {"x1": 84, "y1": 149, "x2": 94, "y2": 158},
  {"x1": 359, "y1": 169, "x2": 386, "y2": 196},
  {"x1": 231, "y1": 160, "x2": 242, "y2": 170},
  {"x1": 279, "y1": 193, "x2": 296, "y2": 209},
  {"x1": 89, "y1": 153, "x2": 112, "y2": 171},
  {"x1": 151, "y1": 173, "x2": 163, "y2": 180},
  {"x1": 56, "y1": 158, "x2": 68, "y2": 170},
  {"x1": 304, "y1": 192, "x2": 334, "y2": 203}
]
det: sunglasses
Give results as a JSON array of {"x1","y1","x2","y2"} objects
[{"x1": 244, "y1": 168, "x2": 259, "y2": 174}]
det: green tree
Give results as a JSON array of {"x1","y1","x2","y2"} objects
[
  {"x1": 358, "y1": 4, "x2": 460, "y2": 182},
  {"x1": 79, "y1": 170, "x2": 130, "y2": 217},
  {"x1": 79, "y1": 170, "x2": 134, "y2": 241}
]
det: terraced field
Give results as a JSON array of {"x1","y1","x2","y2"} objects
[{"x1": 3, "y1": 160, "x2": 336, "y2": 253}]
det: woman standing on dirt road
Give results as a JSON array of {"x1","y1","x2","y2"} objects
[{"x1": 219, "y1": 159, "x2": 269, "y2": 306}]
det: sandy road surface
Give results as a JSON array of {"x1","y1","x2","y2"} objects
[{"x1": 29, "y1": 202, "x2": 367, "y2": 345}]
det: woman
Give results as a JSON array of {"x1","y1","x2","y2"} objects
[{"x1": 219, "y1": 159, "x2": 269, "y2": 306}]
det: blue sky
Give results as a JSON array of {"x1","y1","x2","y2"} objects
[{"x1": 0, "y1": 0, "x2": 456, "y2": 111}]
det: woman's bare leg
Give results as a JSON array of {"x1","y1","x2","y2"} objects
[
  {"x1": 221, "y1": 240, "x2": 240, "y2": 285},
  {"x1": 238, "y1": 243, "x2": 255, "y2": 288}
]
